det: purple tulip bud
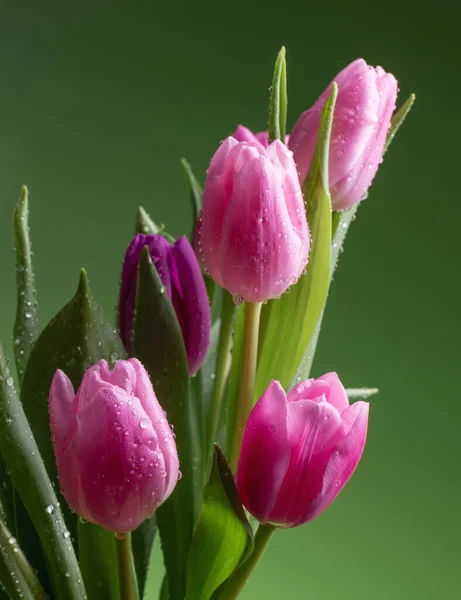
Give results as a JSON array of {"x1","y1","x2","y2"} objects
[
  {"x1": 236, "y1": 373, "x2": 369, "y2": 527},
  {"x1": 119, "y1": 234, "x2": 211, "y2": 376},
  {"x1": 200, "y1": 137, "x2": 310, "y2": 303},
  {"x1": 289, "y1": 59, "x2": 398, "y2": 210},
  {"x1": 49, "y1": 359, "x2": 179, "y2": 532}
]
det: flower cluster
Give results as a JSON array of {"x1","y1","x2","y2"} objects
[{"x1": 0, "y1": 51, "x2": 411, "y2": 600}]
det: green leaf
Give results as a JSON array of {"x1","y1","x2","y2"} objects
[
  {"x1": 132, "y1": 248, "x2": 202, "y2": 600},
  {"x1": 0, "y1": 519, "x2": 34, "y2": 600},
  {"x1": 0, "y1": 518, "x2": 48, "y2": 599},
  {"x1": 181, "y1": 158, "x2": 203, "y2": 227},
  {"x1": 136, "y1": 206, "x2": 163, "y2": 235},
  {"x1": 346, "y1": 387, "x2": 379, "y2": 400},
  {"x1": 253, "y1": 84, "x2": 338, "y2": 400},
  {"x1": 78, "y1": 522, "x2": 120, "y2": 600},
  {"x1": 268, "y1": 46, "x2": 287, "y2": 144},
  {"x1": 12, "y1": 186, "x2": 39, "y2": 382},
  {"x1": 185, "y1": 446, "x2": 253, "y2": 600},
  {"x1": 384, "y1": 93, "x2": 415, "y2": 153},
  {"x1": 132, "y1": 517, "x2": 157, "y2": 599},
  {"x1": 136, "y1": 206, "x2": 175, "y2": 243},
  {"x1": 0, "y1": 345, "x2": 86, "y2": 599},
  {"x1": 20, "y1": 270, "x2": 126, "y2": 595},
  {"x1": 290, "y1": 203, "x2": 360, "y2": 385},
  {"x1": 225, "y1": 305, "x2": 245, "y2": 460}
]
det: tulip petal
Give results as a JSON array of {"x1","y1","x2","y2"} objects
[
  {"x1": 49, "y1": 370, "x2": 85, "y2": 517},
  {"x1": 236, "y1": 380, "x2": 290, "y2": 523},
  {"x1": 332, "y1": 69, "x2": 397, "y2": 209},
  {"x1": 287, "y1": 378, "x2": 329, "y2": 404},
  {"x1": 316, "y1": 372, "x2": 350, "y2": 413},
  {"x1": 72, "y1": 386, "x2": 174, "y2": 532},
  {"x1": 269, "y1": 399, "x2": 343, "y2": 526},
  {"x1": 172, "y1": 236, "x2": 211, "y2": 375},
  {"x1": 233, "y1": 125, "x2": 261, "y2": 144},
  {"x1": 302, "y1": 401, "x2": 369, "y2": 524},
  {"x1": 129, "y1": 358, "x2": 180, "y2": 499}
]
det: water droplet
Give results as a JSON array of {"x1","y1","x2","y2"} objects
[
  {"x1": 139, "y1": 418, "x2": 149, "y2": 429},
  {"x1": 65, "y1": 571, "x2": 71, "y2": 578},
  {"x1": 8, "y1": 536, "x2": 16, "y2": 545},
  {"x1": 63, "y1": 531, "x2": 71, "y2": 539},
  {"x1": 115, "y1": 532, "x2": 126, "y2": 540},
  {"x1": 177, "y1": 470, "x2": 183, "y2": 480},
  {"x1": 6, "y1": 377, "x2": 14, "y2": 387},
  {"x1": 45, "y1": 504, "x2": 55, "y2": 514}
]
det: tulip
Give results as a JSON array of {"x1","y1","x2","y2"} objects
[
  {"x1": 200, "y1": 137, "x2": 310, "y2": 303},
  {"x1": 119, "y1": 233, "x2": 211, "y2": 376},
  {"x1": 236, "y1": 373, "x2": 369, "y2": 527},
  {"x1": 289, "y1": 59, "x2": 398, "y2": 210},
  {"x1": 233, "y1": 125, "x2": 289, "y2": 147},
  {"x1": 49, "y1": 358, "x2": 179, "y2": 532}
]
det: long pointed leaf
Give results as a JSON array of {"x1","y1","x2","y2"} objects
[
  {"x1": 268, "y1": 47, "x2": 287, "y2": 144},
  {"x1": 12, "y1": 186, "x2": 39, "y2": 381}
]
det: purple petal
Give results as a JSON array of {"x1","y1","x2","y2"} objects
[{"x1": 172, "y1": 236, "x2": 211, "y2": 376}]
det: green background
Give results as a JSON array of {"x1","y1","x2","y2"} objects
[{"x1": 0, "y1": 1, "x2": 459, "y2": 599}]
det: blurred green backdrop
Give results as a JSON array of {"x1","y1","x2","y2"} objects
[{"x1": 0, "y1": 1, "x2": 459, "y2": 598}]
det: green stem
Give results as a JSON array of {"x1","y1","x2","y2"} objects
[
  {"x1": 116, "y1": 533, "x2": 139, "y2": 600},
  {"x1": 218, "y1": 523, "x2": 276, "y2": 599},
  {"x1": 0, "y1": 518, "x2": 48, "y2": 599},
  {"x1": 207, "y1": 291, "x2": 235, "y2": 462},
  {"x1": 229, "y1": 302, "x2": 262, "y2": 472}
]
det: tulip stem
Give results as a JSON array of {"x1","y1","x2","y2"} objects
[
  {"x1": 207, "y1": 291, "x2": 235, "y2": 466},
  {"x1": 229, "y1": 302, "x2": 262, "y2": 472},
  {"x1": 217, "y1": 523, "x2": 276, "y2": 599},
  {"x1": 116, "y1": 533, "x2": 139, "y2": 600}
]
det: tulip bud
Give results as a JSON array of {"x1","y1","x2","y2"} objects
[
  {"x1": 200, "y1": 137, "x2": 310, "y2": 303},
  {"x1": 49, "y1": 359, "x2": 179, "y2": 532},
  {"x1": 236, "y1": 373, "x2": 369, "y2": 527},
  {"x1": 119, "y1": 233, "x2": 211, "y2": 376},
  {"x1": 289, "y1": 59, "x2": 398, "y2": 210}
]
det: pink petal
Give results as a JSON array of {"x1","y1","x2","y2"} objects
[
  {"x1": 317, "y1": 372, "x2": 350, "y2": 413},
  {"x1": 49, "y1": 371, "x2": 85, "y2": 517},
  {"x1": 269, "y1": 399, "x2": 343, "y2": 526},
  {"x1": 236, "y1": 381, "x2": 290, "y2": 523},
  {"x1": 302, "y1": 401, "x2": 369, "y2": 524}
]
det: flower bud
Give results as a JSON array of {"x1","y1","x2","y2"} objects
[
  {"x1": 289, "y1": 59, "x2": 398, "y2": 210},
  {"x1": 200, "y1": 137, "x2": 310, "y2": 303},
  {"x1": 236, "y1": 373, "x2": 369, "y2": 527},
  {"x1": 49, "y1": 359, "x2": 179, "y2": 532},
  {"x1": 119, "y1": 234, "x2": 211, "y2": 376}
]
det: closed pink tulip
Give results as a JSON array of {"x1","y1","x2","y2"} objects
[
  {"x1": 200, "y1": 137, "x2": 310, "y2": 303},
  {"x1": 236, "y1": 373, "x2": 369, "y2": 527},
  {"x1": 289, "y1": 59, "x2": 398, "y2": 210},
  {"x1": 49, "y1": 359, "x2": 179, "y2": 533}
]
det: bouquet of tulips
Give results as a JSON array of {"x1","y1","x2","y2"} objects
[{"x1": 0, "y1": 49, "x2": 414, "y2": 600}]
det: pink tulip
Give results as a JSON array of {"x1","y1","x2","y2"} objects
[
  {"x1": 49, "y1": 359, "x2": 179, "y2": 532},
  {"x1": 200, "y1": 137, "x2": 310, "y2": 303},
  {"x1": 236, "y1": 373, "x2": 369, "y2": 527},
  {"x1": 289, "y1": 59, "x2": 398, "y2": 210}
]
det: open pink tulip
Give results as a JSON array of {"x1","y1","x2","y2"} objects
[
  {"x1": 236, "y1": 373, "x2": 369, "y2": 527},
  {"x1": 49, "y1": 359, "x2": 179, "y2": 533},
  {"x1": 289, "y1": 59, "x2": 398, "y2": 210},
  {"x1": 200, "y1": 137, "x2": 310, "y2": 302}
]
